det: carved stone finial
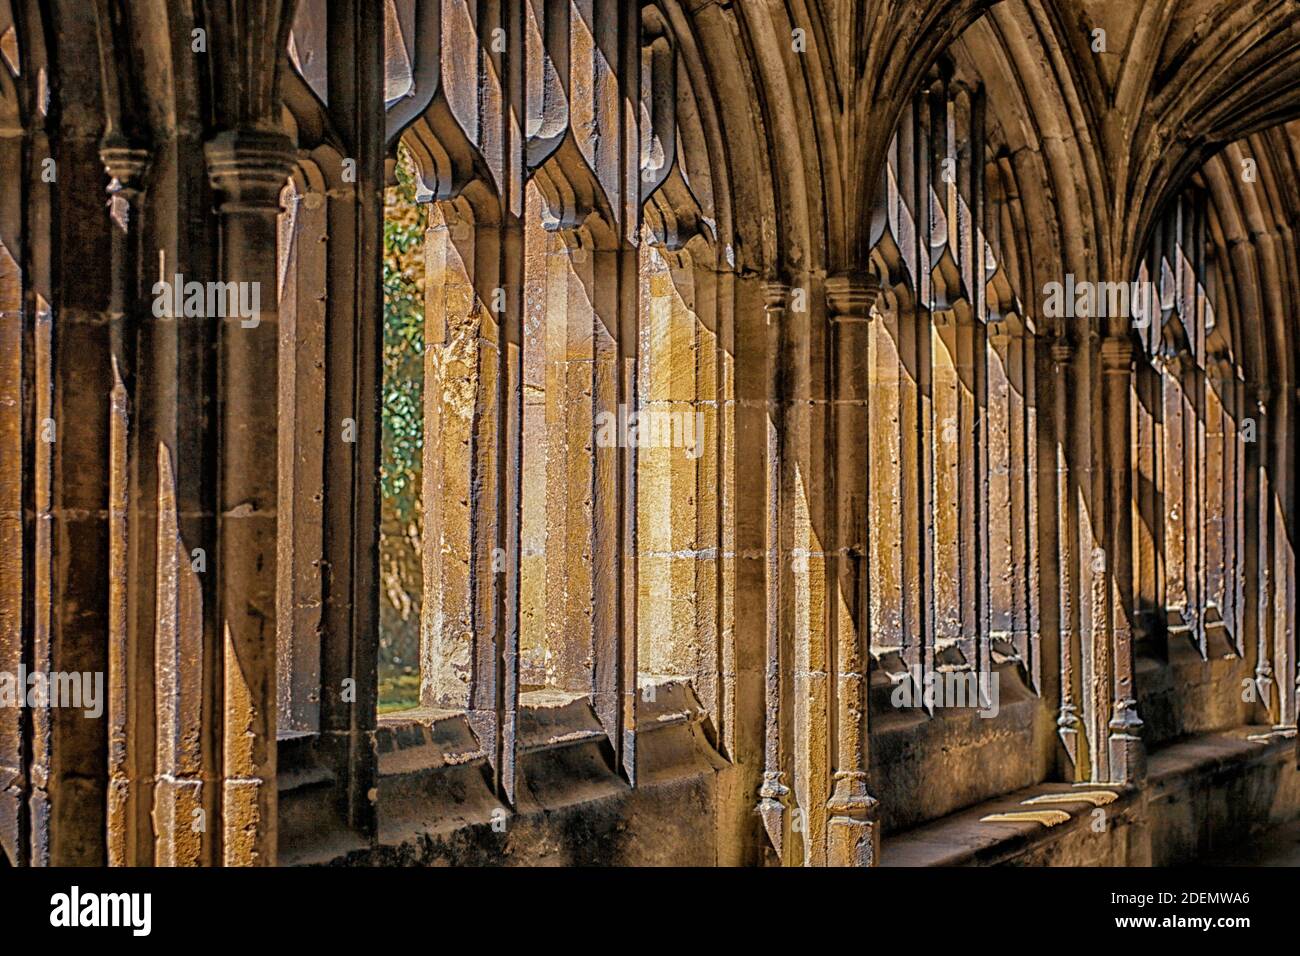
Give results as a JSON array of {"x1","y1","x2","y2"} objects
[
  {"x1": 756, "y1": 771, "x2": 793, "y2": 857},
  {"x1": 1108, "y1": 697, "x2": 1144, "y2": 734},
  {"x1": 101, "y1": 141, "x2": 152, "y2": 231}
]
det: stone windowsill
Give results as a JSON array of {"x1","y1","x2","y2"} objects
[{"x1": 279, "y1": 681, "x2": 728, "y2": 865}]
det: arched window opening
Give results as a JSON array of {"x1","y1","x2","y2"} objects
[
  {"x1": 867, "y1": 68, "x2": 1035, "y2": 701},
  {"x1": 378, "y1": 149, "x2": 427, "y2": 713},
  {"x1": 633, "y1": 3, "x2": 730, "y2": 747},
  {"x1": 865, "y1": 62, "x2": 1043, "y2": 832},
  {"x1": 328, "y1": 1, "x2": 742, "y2": 789},
  {"x1": 1132, "y1": 183, "x2": 1261, "y2": 744},
  {"x1": 517, "y1": 176, "x2": 615, "y2": 705}
]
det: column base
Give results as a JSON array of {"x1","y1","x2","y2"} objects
[
  {"x1": 827, "y1": 815, "x2": 879, "y2": 867},
  {"x1": 826, "y1": 771, "x2": 880, "y2": 867},
  {"x1": 1108, "y1": 698, "x2": 1146, "y2": 785}
]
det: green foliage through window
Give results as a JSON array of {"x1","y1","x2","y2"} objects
[
  {"x1": 380, "y1": 144, "x2": 427, "y2": 706},
  {"x1": 382, "y1": 146, "x2": 426, "y2": 516}
]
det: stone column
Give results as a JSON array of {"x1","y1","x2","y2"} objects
[
  {"x1": 0, "y1": 111, "x2": 22, "y2": 865},
  {"x1": 782, "y1": 272, "x2": 828, "y2": 865},
  {"x1": 987, "y1": 321, "x2": 1015, "y2": 655},
  {"x1": 315, "y1": 0, "x2": 384, "y2": 837},
  {"x1": 204, "y1": 129, "x2": 294, "y2": 865},
  {"x1": 957, "y1": 310, "x2": 987, "y2": 674},
  {"x1": 1051, "y1": 337, "x2": 1085, "y2": 778},
  {"x1": 1245, "y1": 384, "x2": 1274, "y2": 719},
  {"x1": 544, "y1": 225, "x2": 602, "y2": 697},
  {"x1": 1132, "y1": 350, "x2": 1162, "y2": 655},
  {"x1": 824, "y1": 274, "x2": 881, "y2": 867},
  {"x1": 1101, "y1": 334, "x2": 1144, "y2": 785},
  {"x1": 421, "y1": 204, "x2": 485, "y2": 710},
  {"x1": 36, "y1": 84, "x2": 119, "y2": 864},
  {"x1": 756, "y1": 279, "x2": 793, "y2": 862},
  {"x1": 425, "y1": 194, "x2": 521, "y2": 808},
  {"x1": 100, "y1": 141, "x2": 150, "y2": 866},
  {"x1": 617, "y1": 233, "x2": 639, "y2": 787},
  {"x1": 988, "y1": 318, "x2": 1039, "y2": 680},
  {"x1": 1204, "y1": 362, "x2": 1229, "y2": 648},
  {"x1": 276, "y1": 177, "x2": 328, "y2": 736},
  {"x1": 588, "y1": 239, "x2": 624, "y2": 751},
  {"x1": 1227, "y1": 376, "x2": 1246, "y2": 651},
  {"x1": 1270, "y1": 387, "x2": 1296, "y2": 729}
]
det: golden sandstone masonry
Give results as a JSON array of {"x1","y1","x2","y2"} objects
[{"x1": 0, "y1": 0, "x2": 1296, "y2": 875}]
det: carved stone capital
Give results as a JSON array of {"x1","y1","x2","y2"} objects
[
  {"x1": 547, "y1": 214, "x2": 618, "y2": 258},
  {"x1": 763, "y1": 280, "x2": 790, "y2": 312},
  {"x1": 1208, "y1": 354, "x2": 1236, "y2": 389},
  {"x1": 763, "y1": 280, "x2": 790, "y2": 328},
  {"x1": 826, "y1": 770, "x2": 879, "y2": 818},
  {"x1": 1108, "y1": 696, "x2": 1146, "y2": 785},
  {"x1": 1099, "y1": 335, "x2": 1135, "y2": 375},
  {"x1": 1057, "y1": 701, "x2": 1081, "y2": 732},
  {"x1": 1159, "y1": 343, "x2": 1194, "y2": 378},
  {"x1": 101, "y1": 141, "x2": 152, "y2": 231},
  {"x1": 659, "y1": 246, "x2": 693, "y2": 272},
  {"x1": 825, "y1": 274, "x2": 881, "y2": 322},
  {"x1": 1108, "y1": 696, "x2": 1144, "y2": 735},
  {"x1": 204, "y1": 129, "x2": 295, "y2": 210},
  {"x1": 100, "y1": 141, "x2": 151, "y2": 195},
  {"x1": 1050, "y1": 337, "x2": 1073, "y2": 369}
]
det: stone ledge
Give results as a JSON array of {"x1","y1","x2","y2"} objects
[
  {"x1": 882, "y1": 727, "x2": 1298, "y2": 866},
  {"x1": 881, "y1": 782, "x2": 1134, "y2": 866},
  {"x1": 872, "y1": 659, "x2": 1056, "y2": 832},
  {"x1": 289, "y1": 683, "x2": 732, "y2": 866}
]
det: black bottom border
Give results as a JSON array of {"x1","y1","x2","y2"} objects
[{"x1": 0, "y1": 863, "x2": 1286, "y2": 943}]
